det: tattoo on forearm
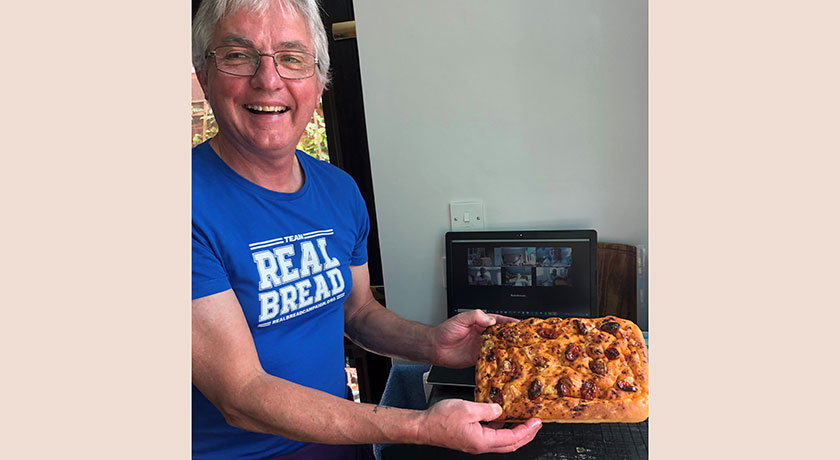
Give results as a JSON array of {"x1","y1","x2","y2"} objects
[{"x1": 373, "y1": 405, "x2": 390, "y2": 414}]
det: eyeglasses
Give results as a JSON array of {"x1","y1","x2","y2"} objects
[{"x1": 206, "y1": 45, "x2": 319, "y2": 80}]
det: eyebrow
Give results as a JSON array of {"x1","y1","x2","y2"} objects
[
  {"x1": 276, "y1": 40, "x2": 309, "y2": 52},
  {"x1": 217, "y1": 34, "x2": 255, "y2": 47},
  {"x1": 216, "y1": 34, "x2": 312, "y2": 53}
]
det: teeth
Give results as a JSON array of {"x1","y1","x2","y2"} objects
[{"x1": 246, "y1": 104, "x2": 288, "y2": 112}]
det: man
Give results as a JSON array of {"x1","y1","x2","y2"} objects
[
  {"x1": 476, "y1": 267, "x2": 493, "y2": 286},
  {"x1": 191, "y1": 1, "x2": 541, "y2": 458}
]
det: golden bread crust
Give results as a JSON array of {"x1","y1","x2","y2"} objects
[{"x1": 474, "y1": 316, "x2": 648, "y2": 423}]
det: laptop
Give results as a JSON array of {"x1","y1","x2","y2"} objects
[{"x1": 426, "y1": 229, "x2": 599, "y2": 387}]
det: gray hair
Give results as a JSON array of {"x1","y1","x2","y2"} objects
[{"x1": 192, "y1": 0, "x2": 331, "y2": 87}]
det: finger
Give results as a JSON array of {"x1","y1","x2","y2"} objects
[
  {"x1": 509, "y1": 418, "x2": 542, "y2": 444},
  {"x1": 502, "y1": 422, "x2": 541, "y2": 452},
  {"x1": 486, "y1": 313, "x2": 519, "y2": 324},
  {"x1": 504, "y1": 418, "x2": 542, "y2": 438},
  {"x1": 481, "y1": 418, "x2": 542, "y2": 452},
  {"x1": 482, "y1": 421, "x2": 506, "y2": 429}
]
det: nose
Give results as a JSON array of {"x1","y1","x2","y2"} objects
[{"x1": 249, "y1": 53, "x2": 287, "y2": 90}]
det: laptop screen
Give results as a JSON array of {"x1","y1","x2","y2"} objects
[{"x1": 445, "y1": 230, "x2": 598, "y2": 319}]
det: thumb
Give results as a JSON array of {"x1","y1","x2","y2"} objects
[
  {"x1": 451, "y1": 309, "x2": 492, "y2": 328},
  {"x1": 471, "y1": 309, "x2": 496, "y2": 327},
  {"x1": 473, "y1": 402, "x2": 504, "y2": 422}
]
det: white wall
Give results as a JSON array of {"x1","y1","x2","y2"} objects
[{"x1": 353, "y1": 0, "x2": 648, "y2": 330}]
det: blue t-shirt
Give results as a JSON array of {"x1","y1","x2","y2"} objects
[{"x1": 192, "y1": 141, "x2": 369, "y2": 459}]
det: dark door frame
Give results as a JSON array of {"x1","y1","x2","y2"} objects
[{"x1": 319, "y1": 1, "x2": 384, "y2": 288}]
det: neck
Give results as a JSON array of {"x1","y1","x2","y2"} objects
[{"x1": 210, "y1": 135, "x2": 304, "y2": 193}]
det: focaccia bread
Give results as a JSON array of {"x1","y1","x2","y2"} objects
[{"x1": 474, "y1": 316, "x2": 648, "y2": 423}]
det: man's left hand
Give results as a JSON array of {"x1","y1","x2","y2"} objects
[{"x1": 430, "y1": 310, "x2": 517, "y2": 368}]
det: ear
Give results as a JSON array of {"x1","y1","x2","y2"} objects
[{"x1": 196, "y1": 67, "x2": 210, "y2": 99}]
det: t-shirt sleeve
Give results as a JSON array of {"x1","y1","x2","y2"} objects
[
  {"x1": 350, "y1": 183, "x2": 370, "y2": 267},
  {"x1": 192, "y1": 224, "x2": 231, "y2": 300}
]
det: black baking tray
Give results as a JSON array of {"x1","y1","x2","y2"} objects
[{"x1": 380, "y1": 419, "x2": 648, "y2": 459}]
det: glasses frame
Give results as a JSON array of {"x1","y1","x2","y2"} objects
[{"x1": 206, "y1": 45, "x2": 320, "y2": 80}]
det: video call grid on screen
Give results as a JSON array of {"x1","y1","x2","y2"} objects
[{"x1": 446, "y1": 231, "x2": 597, "y2": 320}]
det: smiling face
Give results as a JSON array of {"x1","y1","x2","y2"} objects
[{"x1": 197, "y1": 3, "x2": 323, "y2": 160}]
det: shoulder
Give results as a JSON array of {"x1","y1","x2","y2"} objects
[
  {"x1": 192, "y1": 141, "x2": 222, "y2": 187},
  {"x1": 297, "y1": 150, "x2": 359, "y2": 192},
  {"x1": 191, "y1": 142, "x2": 237, "y2": 214},
  {"x1": 192, "y1": 141, "x2": 215, "y2": 164}
]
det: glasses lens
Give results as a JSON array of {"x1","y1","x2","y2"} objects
[
  {"x1": 274, "y1": 51, "x2": 316, "y2": 79},
  {"x1": 211, "y1": 46, "x2": 316, "y2": 79},
  {"x1": 214, "y1": 46, "x2": 259, "y2": 76}
]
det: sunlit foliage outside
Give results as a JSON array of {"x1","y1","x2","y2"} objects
[{"x1": 191, "y1": 98, "x2": 329, "y2": 162}]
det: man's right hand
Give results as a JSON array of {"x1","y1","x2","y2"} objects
[{"x1": 418, "y1": 398, "x2": 542, "y2": 454}]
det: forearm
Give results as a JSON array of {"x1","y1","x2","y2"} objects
[
  {"x1": 216, "y1": 372, "x2": 541, "y2": 453},
  {"x1": 344, "y1": 298, "x2": 440, "y2": 365},
  {"x1": 221, "y1": 372, "x2": 428, "y2": 445}
]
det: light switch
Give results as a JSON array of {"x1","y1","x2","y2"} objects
[{"x1": 450, "y1": 201, "x2": 485, "y2": 231}]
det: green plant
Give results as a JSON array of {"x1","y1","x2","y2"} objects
[
  {"x1": 192, "y1": 105, "x2": 219, "y2": 146},
  {"x1": 191, "y1": 100, "x2": 328, "y2": 163},
  {"x1": 297, "y1": 104, "x2": 329, "y2": 161}
]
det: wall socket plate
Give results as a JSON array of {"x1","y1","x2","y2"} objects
[{"x1": 450, "y1": 201, "x2": 485, "y2": 231}]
